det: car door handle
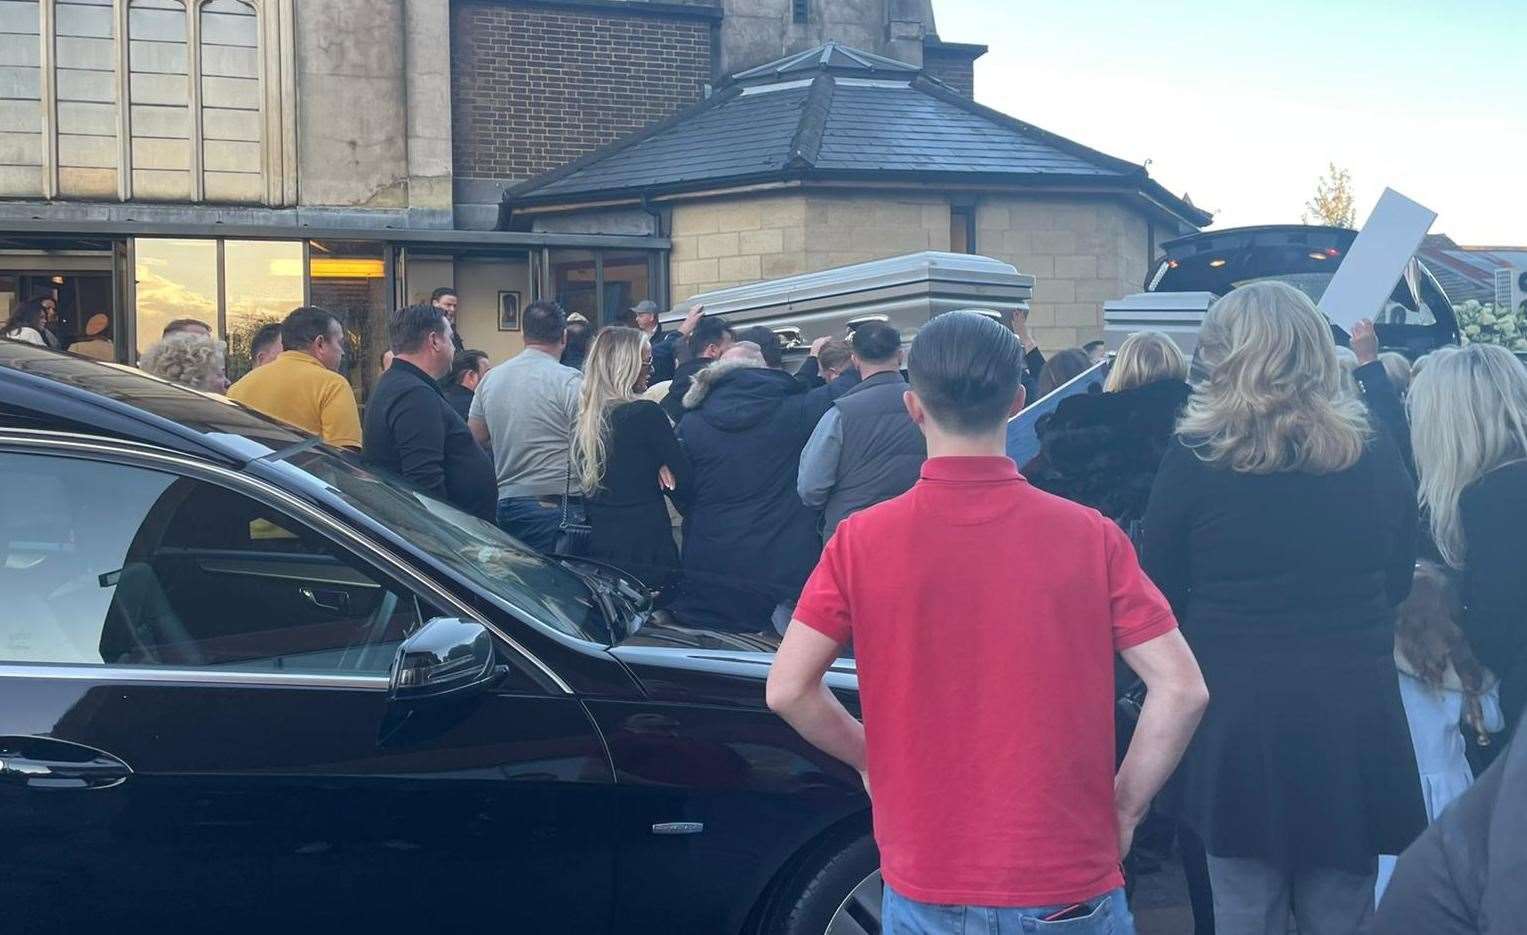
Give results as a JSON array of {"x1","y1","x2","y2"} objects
[
  {"x1": 300, "y1": 586, "x2": 350, "y2": 614},
  {"x1": 0, "y1": 737, "x2": 132, "y2": 791}
]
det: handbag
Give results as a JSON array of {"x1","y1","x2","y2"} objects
[{"x1": 555, "y1": 445, "x2": 593, "y2": 556}]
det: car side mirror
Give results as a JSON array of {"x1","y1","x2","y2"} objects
[{"x1": 388, "y1": 617, "x2": 503, "y2": 703}]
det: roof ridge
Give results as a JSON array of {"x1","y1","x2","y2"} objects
[{"x1": 785, "y1": 73, "x2": 835, "y2": 170}]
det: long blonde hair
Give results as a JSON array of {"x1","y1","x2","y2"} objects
[
  {"x1": 573, "y1": 327, "x2": 647, "y2": 494},
  {"x1": 1408, "y1": 344, "x2": 1527, "y2": 568},
  {"x1": 1178, "y1": 280, "x2": 1369, "y2": 474},
  {"x1": 1104, "y1": 330, "x2": 1188, "y2": 392}
]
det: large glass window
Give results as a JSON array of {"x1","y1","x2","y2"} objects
[
  {"x1": 0, "y1": 451, "x2": 432, "y2": 674},
  {"x1": 309, "y1": 240, "x2": 386, "y2": 401},
  {"x1": 223, "y1": 238, "x2": 303, "y2": 380},
  {"x1": 549, "y1": 248, "x2": 598, "y2": 323},
  {"x1": 133, "y1": 236, "x2": 217, "y2": 355},
  {"x1": 601, "y1": 252, "x2": 651, "y2": 319}
]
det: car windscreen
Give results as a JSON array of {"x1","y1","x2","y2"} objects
[{"x1": 274, "y1": 447, "x2": 607, "y2": 645}]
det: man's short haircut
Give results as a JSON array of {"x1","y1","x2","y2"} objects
[
  {"x1": 817, "y1": 337, "x2": 853, "y2": 374},
  {"x1": 612, "y1": 307, "x2": 639, "y2": 328},
  {"x1": 688, "y1": 315, "x2": 733, "y2": 357},
  {"x1": 430, "y1": 286, "x2": 457, "y2": 303},
  {"x1": 735, "y1": 325, "x2": 784, "y2": 368},
  {"x1": 1082, "y1": 339, "x2": 1106, "y2": 353},
  {"x1": 447, "y1": 349, "x2": 489, "y2": 386},
  {"x1": 907, "y1": 311, "x2": 1026, "y2": 434},
  {"x1": 250, "y1": 321, "x2": 283, "y2": 357},
  {"x1": 280, "y1": 306, "x2": 340, "y2": 351},
  {"x1": 390, "y1": 303, "x2": 449, "y2": 354},
  {"x1": 851, "y1": 322, "x2": 901, "y2": 363},
  {"x1": 522, "y1": 300, "x2": 567, "y2": 344},
  {"x1": 163, "y1": 318, "x2": 211, "y2": 337}
]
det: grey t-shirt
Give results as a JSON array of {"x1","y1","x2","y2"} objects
[{"x1": 468, "y1": 347, "x2": 582, "y2": 500}]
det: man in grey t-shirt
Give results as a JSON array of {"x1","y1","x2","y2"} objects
[{"x1": 468, "y1": 301, "x2": 582, "y2": 552}]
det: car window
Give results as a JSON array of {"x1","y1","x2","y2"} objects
[{"x1": 0, "y1": 452, "x2": 435, "y2": 675}]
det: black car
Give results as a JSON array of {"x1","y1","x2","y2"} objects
[
  {"x1": 1149, "y1": 224, "x2": 1460, "y2": 355},
  {"x1": 0, "y1": 341, "x2": 880, "y2": 934}
]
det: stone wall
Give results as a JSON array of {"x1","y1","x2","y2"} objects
[
  {"x1": 977, "y1": 196, "x2": 1163, "y2": 349},
  {"x1": 669, "y1": 190, "x2": 1174, "y2": 352},
  {"x1": 450, "y1": 1, "x2": 713, "y2": 184},
  {"x1": 669, "y1": 191, "x2": 951, "y2": 300}
]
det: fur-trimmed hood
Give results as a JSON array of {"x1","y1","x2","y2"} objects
[{"x1": 682, "y1": 356, "x2": 765, "y2": 410}]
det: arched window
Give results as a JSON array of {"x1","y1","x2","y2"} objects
[{"x1": 0, "y1": 0, "x2": 291, "y2": 204}]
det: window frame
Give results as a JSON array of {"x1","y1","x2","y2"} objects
[{"x1": 0, "y1": 434, "x2": 568, "y2": 694}]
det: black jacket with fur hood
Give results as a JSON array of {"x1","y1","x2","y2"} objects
[{"x1": 1022, "y1": 379, "x2": 1191, "y2": 528}]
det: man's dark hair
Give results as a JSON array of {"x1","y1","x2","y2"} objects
[
  {"x1": 851, "y1": 322, "x2": 901, "y2": 364},
  {"x1": 163, "y1": 318, "x2": 211, "y2": 337},
  {"x1": 446, "y1": 349, "x2": 489, "y2": 386},
  {"x1": 561, "y1": 319, "x2": 592, "y2": 367},
  {"x1": 689, "y1": 315, "x2": 733, "y2": 358},
  {"x1": 250, "y1": 321, "x2": 283, "y2": 357},
  {"x1": 907, "y1": 311, "x2": 1026, "y2": 434},
  {"x1": 612, "y1": 307, "x2": 639, "y2": 328},
  {"x1": 280, "y1": 306, "x2": 340, "y2": 351},
  {"x1": 735, "y1": 325, "x2": 784, "y2": 368},
  {"x1": 1082, "y1": 339, "x2": 1106, "y2": 353},
  {"x1": 390, "y1": 303, "x2": 449, "y2": 354},
  {"x1": 522, "y1": 300, "x2": 567, "y2": 345},
  {"x1": 430, "y1": 286, "x2": 457, "y2": 303}
]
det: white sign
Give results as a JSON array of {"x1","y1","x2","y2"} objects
[{"x1": 1318, "y1": 188, "x2": 1437, "y2": 332}]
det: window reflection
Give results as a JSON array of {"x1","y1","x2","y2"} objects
[
  {"x1": 224, "y1": 240, "x2": 304, "y2": 381},
  {"x1": 549, "y1": 249, "x2": 598, "y2": 323},
  {"x1": 602, "y1": 253, "x2": 651, "y2": 320},
  {"x1": 134, "y1": 238, "x2": 217, "y2": 356}
]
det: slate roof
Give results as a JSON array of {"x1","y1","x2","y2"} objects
[{"x1": 504, "y1": 42, "x2": 1209, "y2": 227}]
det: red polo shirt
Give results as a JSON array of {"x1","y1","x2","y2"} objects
[{"x1": 794, "y1": 456, "x2": 1177, "y2": 907}]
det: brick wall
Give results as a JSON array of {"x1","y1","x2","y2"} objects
[
  {"x1": 451, "y1": 1, "x2": 714, "y2": 183},
  {"x1": 923, "y1": 49, "x2": 975, "y2": 98}
]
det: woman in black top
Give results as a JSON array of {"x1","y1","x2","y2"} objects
[
  {"x1": 1141, "y1": 282, "x2": 1425, "y2": 935},
  {"x1": 573, "y1": 327, "x2": 691, "y2": 588},
  {"x1": 1409, "y1": 344, "x2": 1527, "y2": 734}
]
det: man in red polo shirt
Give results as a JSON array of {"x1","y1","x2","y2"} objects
[{"x1": 768, "y1": 311, "x2": 1208, "y2": 932}]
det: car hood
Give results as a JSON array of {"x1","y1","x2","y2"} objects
[{"x1": 609, "y1": 615, "x2": 858, "y2": 710}]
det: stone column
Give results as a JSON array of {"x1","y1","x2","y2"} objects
[{"x1": 404, "y1": 0, "x2": 454, "y2": 227}]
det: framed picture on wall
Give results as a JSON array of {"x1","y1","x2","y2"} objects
[{"x1": 498, "y1": 291, "x2": 520, "y2": 332}]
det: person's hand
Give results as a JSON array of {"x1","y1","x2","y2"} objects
[
  {"x1": 658, "y1": 465, "x2": 676, "y2": 490},
  {"x1": 1116, "y1": 804, "x2": 1143, "y2": 861},
  {"x1": 677, "y1": 304, "x2": 705, "y2": 336},
  {"x1": 809, "y1": 335, "x2": 831, "y2": 357},
  {"x1": 1351, "y1": 318, "x2": 1379, "y2": 365},
  {"x1": 1014, "y1": 308, "x2": 1037, "y2": 349}
]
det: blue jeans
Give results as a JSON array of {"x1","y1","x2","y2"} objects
[
  {"x1": 882, "y1": 885, "x2": 1133, "y2": 934},
  {"x1": 496, "y1": 497, "x2": 562, "y2": 554}
]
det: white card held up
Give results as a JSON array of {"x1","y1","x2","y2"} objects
[{"x1": 1318, "y1": 188, "x2": 1436, "y2": 332}]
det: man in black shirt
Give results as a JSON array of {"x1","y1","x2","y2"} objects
[
  {"x1": 363, "y1": 304, "x2": 496, "y2": 521},
  {"x1": 441, "y1": 349, "x2": 489, "y2": 422}
]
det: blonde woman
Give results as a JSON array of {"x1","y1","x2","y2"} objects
[
  {"x1": 139, "y1": 332, "x2": 229, "y2": 393},
  {"x1": 1409, "y1": 343, "x2": 1527, "y2": 735},
  {"x1": 573, "y1": 326, "x2": 691, "y2": 586},
  {"x1": 1140, "y1": 281, "x2": 1424, "y2": 935},
  {"x1": 1024, "y1": 330, "x2": 1190, "y2": 531}
]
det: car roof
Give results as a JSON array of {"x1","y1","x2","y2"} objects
[{"x1": 0, "y1": 340, "x2": 307, "y2": 463}]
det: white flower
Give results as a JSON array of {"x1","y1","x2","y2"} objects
[{"x1": 1465, "y1": 324, "x2": 1482, "y2": 337}]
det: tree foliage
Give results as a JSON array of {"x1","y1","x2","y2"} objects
[{"x1": 1303, "y1": 163, "x2": 1356, "y2": 228}]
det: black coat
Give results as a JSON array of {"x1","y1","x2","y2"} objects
[
  {"x1": 1023, "y1": 379, "x2": 1189, "y2": 528},
  {"x1": 1458, "y1": 461, "x2": 1527, "y2": 730},
  {"x1": 585, "y1": 400, "x2": 691, "y2": 588},
  {"x1": 671, "y1": 362, "x2": 838, "y2": 631},
  {"x1": 362, "y1": 360, "x2": 497, "y2": 522},
  {"x1": 1141, "y1": 433, "x2": 1426, "y2": 871},
  {"x1": 661, "y1": 357, "x2": 711, "y2": 423},
  {"x1": 1371, "y1": 731, "x2": 1527, "y2": 934}
]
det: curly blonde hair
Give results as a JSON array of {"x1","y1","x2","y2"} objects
[
  {"x1": 1178, "y1": 281, "x2": 1369, "y2": 474},
  {"x1": 140, "y1": 332, "x2": 227, "y2": 392}
]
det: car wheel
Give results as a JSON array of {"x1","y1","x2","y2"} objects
[{"x1": 758, "y1": 833, "x2": 882, "y2": 935}]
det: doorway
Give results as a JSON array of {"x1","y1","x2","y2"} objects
[{"x1": 0, "y1": 238, "x2": 118, "y2": 358}]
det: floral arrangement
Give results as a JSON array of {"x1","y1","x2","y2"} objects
[{"x1": 1455, "y1": 300, "x2": 1527, "y2": 351}]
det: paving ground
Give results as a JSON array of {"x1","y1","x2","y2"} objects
[{"x1": 1132, "y1": 853, "x2": 1202, "y2": 935}]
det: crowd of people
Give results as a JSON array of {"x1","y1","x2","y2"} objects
[{"x1": 33, "y1": 273, "x2": 1527, "y2": 934}]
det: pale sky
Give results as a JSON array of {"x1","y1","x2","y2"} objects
[{"x1": 936, "y1": 0, "x2": 1526, "y2": 245}]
